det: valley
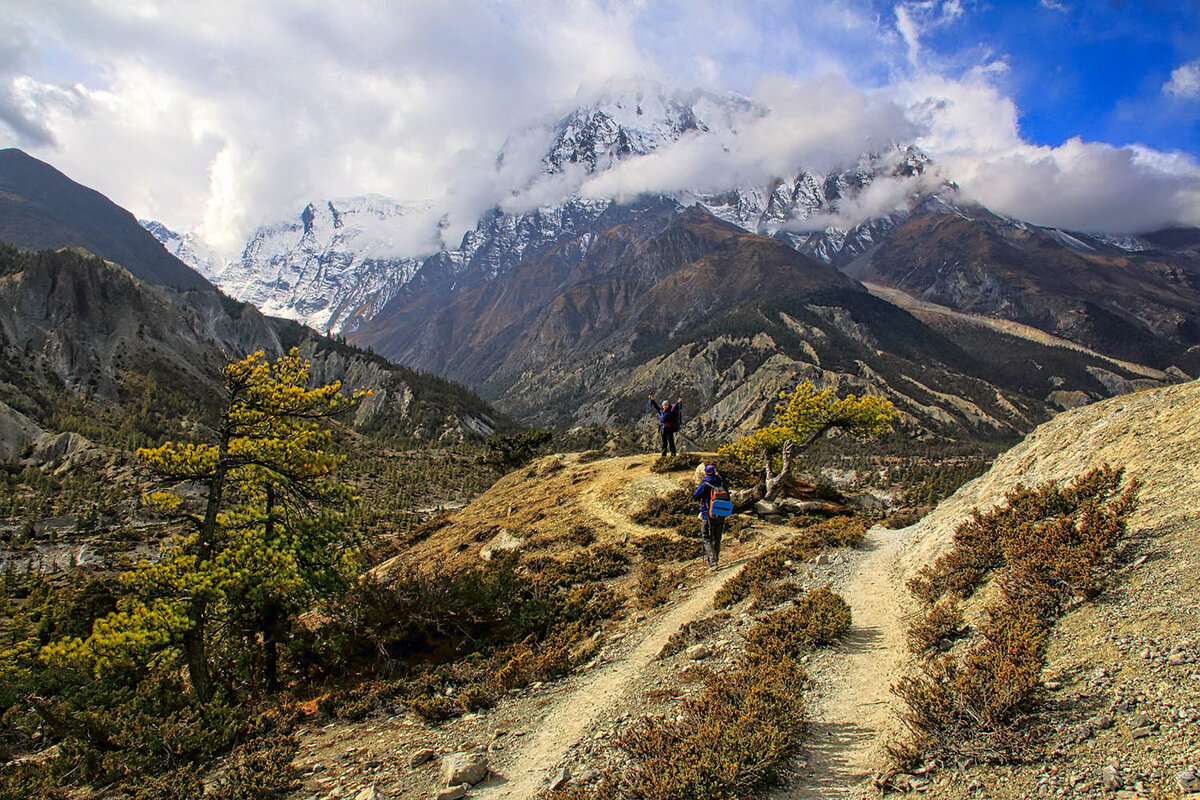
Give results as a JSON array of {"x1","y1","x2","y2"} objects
[{"x1": 1, "y1": 77, "x2": 1199, "y2": 800}]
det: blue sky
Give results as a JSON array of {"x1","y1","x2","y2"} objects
[
  {"x1": 0, "y1": 0, "x2": 1196, "y2": 249},
  {"x1": 908, "y1": 0, "x2": 1198, "y2": 155}
]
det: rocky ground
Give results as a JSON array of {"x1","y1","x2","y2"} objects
[
  {"x1": 286, "y1": 380, "x2": 1200, "y2": 800},
  {"x1": 285, "y1": 460, "x2": 895, "y2": 800}
]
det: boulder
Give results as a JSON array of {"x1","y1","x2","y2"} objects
[
  {"x1": 480, "y1": 530, "x2": 524, "y2": 561},
  {"x1": 1100, "y1": 765, "x2": 1123, "y2": 790},
  {"x1": 548, "y1": 766, "x2": 571, "y2": 792},
  {"x1": 1177, "y1": 768, "x2": 1200, "y2": 793},
  {"x1": 443, "y1": 751, "x2": 488, "y2": 786},
  {"x1": 753, "y1": 500, "x2": 779, "y2": 516},
  {"x1": 686, "y1": 644, "x2": 711, "y2": 660}
]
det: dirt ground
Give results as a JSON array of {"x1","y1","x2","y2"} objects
[
  {"x1": 291, "y1": 380, "x2": 1200, "y2": 800},
  {"x1": 288, "y1": 454, "x2": 915, "y2": 799}
]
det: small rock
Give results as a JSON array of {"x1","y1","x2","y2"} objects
[
  {"x1": 814, "y1": 553, "x2": 830, "y2": 566},
  {"x1": 753, "y1": 500, "x2": 779, "y2": 515},
  {"x1": 548, "y1": 766, "x2": 571, "y2": 792},
  {"x1": 1178, "y1": 767, "x2": 1200, "y2": 793},
  {"x1": 1100, "y1": 765, "x2": 1124, "y2": 790},
  {"x1": 686, "y1": 644, "x2": 711, "y2": 660},
  {"x1": 353, "y1": 787, "x2": 386, "y2": 800},
  {"x1": 410, "y1": 748, "x2": 437, "y2": 768},
  {"x1": 443, "y1": 752, "x2": 489, "y2": 786},
  {"x1": 436, "y1": 786, "x2": 468, "y2": 800},
  {"x1": 1089, "y1": 713, "x2": 1115, "y2": 730},
  {"x1": 1043, "y1": 680, "x2": 1063, "y2": 691}
]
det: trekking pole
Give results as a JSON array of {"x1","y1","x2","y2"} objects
[{"x1": 644, "y1": 397, "x2": 657, "y2": 451}]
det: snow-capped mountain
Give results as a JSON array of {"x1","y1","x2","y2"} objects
[
  {"x1": 538, "y1": 87, "x2": 758, "y2": 173},
  {"x1": 149, "y1": 196, "x2": 440, "y2": 333},
  {"x1": 145, "y1": 87, "x2": 949, "y2": 334}
]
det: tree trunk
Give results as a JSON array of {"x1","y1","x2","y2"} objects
[
  {"x1": 261, "y1": 605, "x2": 281, "y2": 693},
  {"x1": 761, "y1": 439, "x2": 797, "y2": 501},
  {"x1": 186, "y1": 462, "x2": 227, "y2": 704},
  {"x1": 184, "y1": 619, "x2": 214, "y2": 704},
  {"x1": 730, "y1": 437, "x2": 830, "y2": 510}
]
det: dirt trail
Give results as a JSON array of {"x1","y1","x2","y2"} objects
[
  {"x1": 474, "y1": 561, "x2": 740, "y2": 799},
  {"x1": 779, "y1": 525, "x2": 914, "y2": 799}
]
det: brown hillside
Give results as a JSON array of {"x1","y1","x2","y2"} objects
[
  {"x1": 888, "y1": 378, "x2": 1200, "y2": 799},
  {"x1": 375, "y1": 453, "x2": 685, "y2": 577}
]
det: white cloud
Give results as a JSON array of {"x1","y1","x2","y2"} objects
[
  {"x1": 907, "y1": 72, "x2": 1200, "y2": 231},
  {"x1": 0, "y1": 0, "x2": 1195, "y2": 257},
  {"x1": 574, "y1": 74, "x2": 915, "y2": 202},
  {"x1": 1165, "y1": 60, "x2": 1200, "y2": 100}
]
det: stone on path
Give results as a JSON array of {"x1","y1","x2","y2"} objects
[
  {"x1": 443, "y1": 751, "x2": 489, "y2": 786},
  {"x1": 548, "y1": 765, "x2": 571, "y2": 791}
]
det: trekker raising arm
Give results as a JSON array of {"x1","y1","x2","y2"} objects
[{"x1": 648, "y1": 394, "x2": 682, "y2": 457}]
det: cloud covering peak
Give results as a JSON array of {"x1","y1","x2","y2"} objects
[{"x1": 1, "y1": 0, "x2": 1197, "y2": 253}]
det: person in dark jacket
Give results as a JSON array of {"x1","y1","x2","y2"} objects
[
  {"x1": 648, "y1": 394, "x2": 682, "y2": 457},
  {"x1": 693, "y1": 464, "x2": 725, "y2": 568}
]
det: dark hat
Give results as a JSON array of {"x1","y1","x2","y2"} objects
[{"x1": 704, "y1": 465, "x2": 716, "y2": 475}]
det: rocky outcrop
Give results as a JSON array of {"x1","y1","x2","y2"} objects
[
  {"x1": 0, "y1": 400, "x2": 42, "y2": 461},
  {"x1": 0, "y1": 246, "x2": 508, "y2": 444}
]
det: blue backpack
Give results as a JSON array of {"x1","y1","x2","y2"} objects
[{"x1": 709, "y1": 483, "x2": 733, "y2": 517}]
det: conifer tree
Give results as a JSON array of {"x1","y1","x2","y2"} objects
[
  {"x1": 46, "y1": 350, "x2": 364, "y2": 702},
  {"x1": 719, "y1": 382, "x2": 898, "y2": 503}
]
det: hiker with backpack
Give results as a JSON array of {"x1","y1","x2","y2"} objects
[
  {"x1": 694, "y1": 464, "x2": 733, "y2": 568},
  {"x1": 648, "y1": 394, "x2": 682, "y2": 457}
]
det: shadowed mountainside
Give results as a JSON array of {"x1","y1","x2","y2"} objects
[
  {"x1": 354, "y1": 204, "x2": 1178, "y2": 443},
  {"x1": 0, "y1": 148, "x2": 211, "y2": 291}
]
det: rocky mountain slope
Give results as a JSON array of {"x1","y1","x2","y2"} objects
[
  {"x1": 0, "y1": 244, "x2": 508, "y2": 447},
  {"x1": 0, "y1": 148, "x2": 211, "y2": 291},
  {"x1": 285, "y1": 378, "x2": 1200, "y2": 800},
  {"x1": 354, "y1": 202, "x2": 1173, "y2": 441},
  {"x1": 843, "y1": 203, "x2": 1200, "y2": 372},
  {"x1": 883, "y1": 378, "x2": 1200, "y2": 799}
]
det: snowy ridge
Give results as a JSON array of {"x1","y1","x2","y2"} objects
[{"x1": 145, "y1": 88, "x2": 952, "y2": 333}]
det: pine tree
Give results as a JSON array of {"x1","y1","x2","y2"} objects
[
  {"x1": 719, "y1": 382, "x2": 898, "y2": 503},
  {"x1": 45, "y1": 350, "x2": 365, "y2": 702}
]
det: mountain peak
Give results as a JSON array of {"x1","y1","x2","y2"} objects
[{"x1": 0, "y1": 149, "x2": 212, "y2": 291}]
